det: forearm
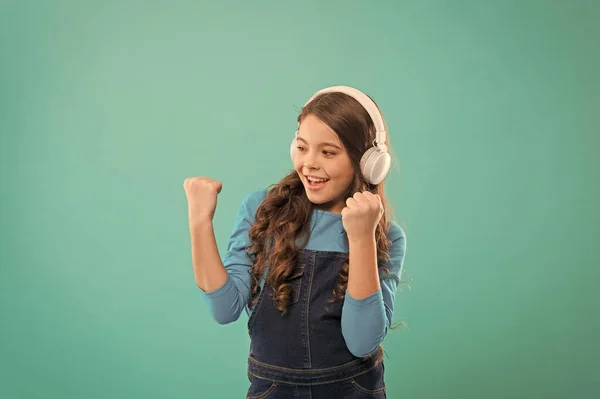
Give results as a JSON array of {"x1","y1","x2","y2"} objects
[
  {"x1": 341, "y1": 290, "x2": 387, "y2": 357},
  {"x1": 346, "y1": 234, "x2": 380, "y2": 299},
  {"x1": 189, "y1": 219, "x2": 228, "y2": 292},
  {"x1": 342, "y1": 222, "x2": 407, "y2": 357},
  {"x1": 342, "y1": 234, "x2": 386, "y2": 356}
]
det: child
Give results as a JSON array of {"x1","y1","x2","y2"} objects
[{"x1": 184, "y1": 86, "x2": 407, "y2": 398}]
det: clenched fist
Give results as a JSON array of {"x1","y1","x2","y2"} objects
[
  {"x1": 183, "y1": 176, "x2": 222, "y2": 223},
  {"x1": 341, "y1": 191, "x2": 383, "y2": 241}
]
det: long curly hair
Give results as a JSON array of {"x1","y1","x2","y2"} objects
[{"x1": 246, "y1": 91, "x2": 395, "y2": 317}]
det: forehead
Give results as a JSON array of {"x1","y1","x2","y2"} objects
[{"x1": 297, "y1": 114, "x2": 341, "y2": 145}]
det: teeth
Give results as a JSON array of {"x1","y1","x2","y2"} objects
[{"x1": 307, "y1": 177, "x2": 328, "y2": 183}]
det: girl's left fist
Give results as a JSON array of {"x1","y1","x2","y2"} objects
[{"x1": 341, "y1": 191, "x2": 383, "y2": 240}]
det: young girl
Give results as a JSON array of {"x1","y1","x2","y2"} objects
[{"x1": 184, "y1": 86, "x2": 407, "y2": 398}]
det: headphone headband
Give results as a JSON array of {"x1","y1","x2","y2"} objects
[{"x1": 302, "y1": 85, "x2": 387, "y2": 148}]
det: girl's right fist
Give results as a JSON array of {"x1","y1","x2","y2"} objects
[{"x1": 183, "y1": 177, "x2": 222, "y2": 222}]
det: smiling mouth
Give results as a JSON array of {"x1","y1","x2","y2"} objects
[{"x1": 305, "y1": 176, "x2": 330, "y2": 190}]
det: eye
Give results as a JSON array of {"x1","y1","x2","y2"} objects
[
  {"x1": 296, "y1": 146, "x2": 306, "y2": 152},
  {"x1": 323, "y1": 151, "x2": 336, "y2": 156}
]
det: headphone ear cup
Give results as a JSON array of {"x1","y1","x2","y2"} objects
[
  {"x1": 360, "y1": 147, "x2": 391, "y2": 185},
  {"x1": 290, "y1": 137, "x2": 297, "y2": 162}
]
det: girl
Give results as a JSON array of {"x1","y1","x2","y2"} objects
[{"x1": 184, "y1": 86, "x2": 407, "y2": 398}]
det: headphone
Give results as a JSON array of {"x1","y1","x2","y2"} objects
[{"x1": 290, "y1": 85, "x2": 391, "y2": 185}]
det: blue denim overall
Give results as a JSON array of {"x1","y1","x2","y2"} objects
[{"x1": 246, "y1": 249, "x2": 386, "y2": 398}]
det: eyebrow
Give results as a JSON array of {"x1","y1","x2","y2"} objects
[{"x1": 296, "y1": 136, "x2": 343, "y2": 150}]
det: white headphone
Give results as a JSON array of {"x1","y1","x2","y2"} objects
[{"x1": 290, "y1": 85, "x2": 391, "y2": 185}]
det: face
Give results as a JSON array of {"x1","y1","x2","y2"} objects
[{"x1": 293, "y1": 114, "x2": 356, "y2": 214}]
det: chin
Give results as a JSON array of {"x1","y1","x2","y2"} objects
[
  {"x1": 305, "y1": 192, "x2": 328, "y2": 204},
  {"x1": 305, "y1": 190, "x2": 338, "y2": 208}
]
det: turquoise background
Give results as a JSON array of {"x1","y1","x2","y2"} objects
[{"x1": 1, "y1": 1, "x2": 598, "y2": 398}]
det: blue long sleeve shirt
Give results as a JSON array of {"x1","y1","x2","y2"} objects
[{"x1": 200, "y1": 189, "x2": 407, "y2": 357}]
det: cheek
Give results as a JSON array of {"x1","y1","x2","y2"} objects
[
  {"x1": 328, "y1": 160, "x2": 354, "y2": 180},
  {"x1": 333, "y1": 166, "x2": 357, "y2": 191},
  {"x1": 293, "y1": 158, "x2": 303, "y2": 172}
]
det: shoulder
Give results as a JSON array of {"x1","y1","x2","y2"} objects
[
  {"x1": 387, "y1": 220, "x2": 407, "y2": 249},
  {"x1": 229, "y1": 189, "x2": 270, "y2": 242},
  {"x1": 381, "y1": 220, "x2": 407, "y2": 277},
  {"x1": 237, "y1": 189, "x2": 269, "y2": 221},
  {"x1": 241, "y1": 188, "x2": 269, "y2": 210}
]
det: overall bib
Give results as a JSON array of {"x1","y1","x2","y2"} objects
[{"x1": 247, "y1": 249, "x2": 386, "y2": 399}]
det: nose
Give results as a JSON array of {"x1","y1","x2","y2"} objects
[{"x1": 302, "y1": 151, "x2": 320, "y2": 171}]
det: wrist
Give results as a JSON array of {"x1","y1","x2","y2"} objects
[
  {"x1": 347, "y1": 232, "x2": 376, "y2": 245},
  {"x1": 189, "y1": 217, "x2": 213, "y2": 230}
]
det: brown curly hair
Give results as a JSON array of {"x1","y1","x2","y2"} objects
[{"x1": 246, "y1": 91, "x2": 395, "y2": 317}]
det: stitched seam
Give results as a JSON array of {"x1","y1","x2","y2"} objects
[
  {"x1": 351, "y1": 380, "x2": 386, "y2": 394},
  {"x1": 298, "y1": 248, "x2": 349, "y2": 258},
  {"x1": 248, "y1": 357, "x2": 377, "y2": 375},
  {"x1": 304, "y1": 255, "x2": 315, "y2": 368},
  {"x1": 246, "y1": 376, "x2": 278, "y2": 399},
  {"x1": 290, "y1": 264, "x2": 305, "y2": 304},
  {"x1": 248, "y1": 279, "x2": 268, "y2": 331},
  {"x1": 248, "y1": 369, "x2": 377, "y2": 387}
]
